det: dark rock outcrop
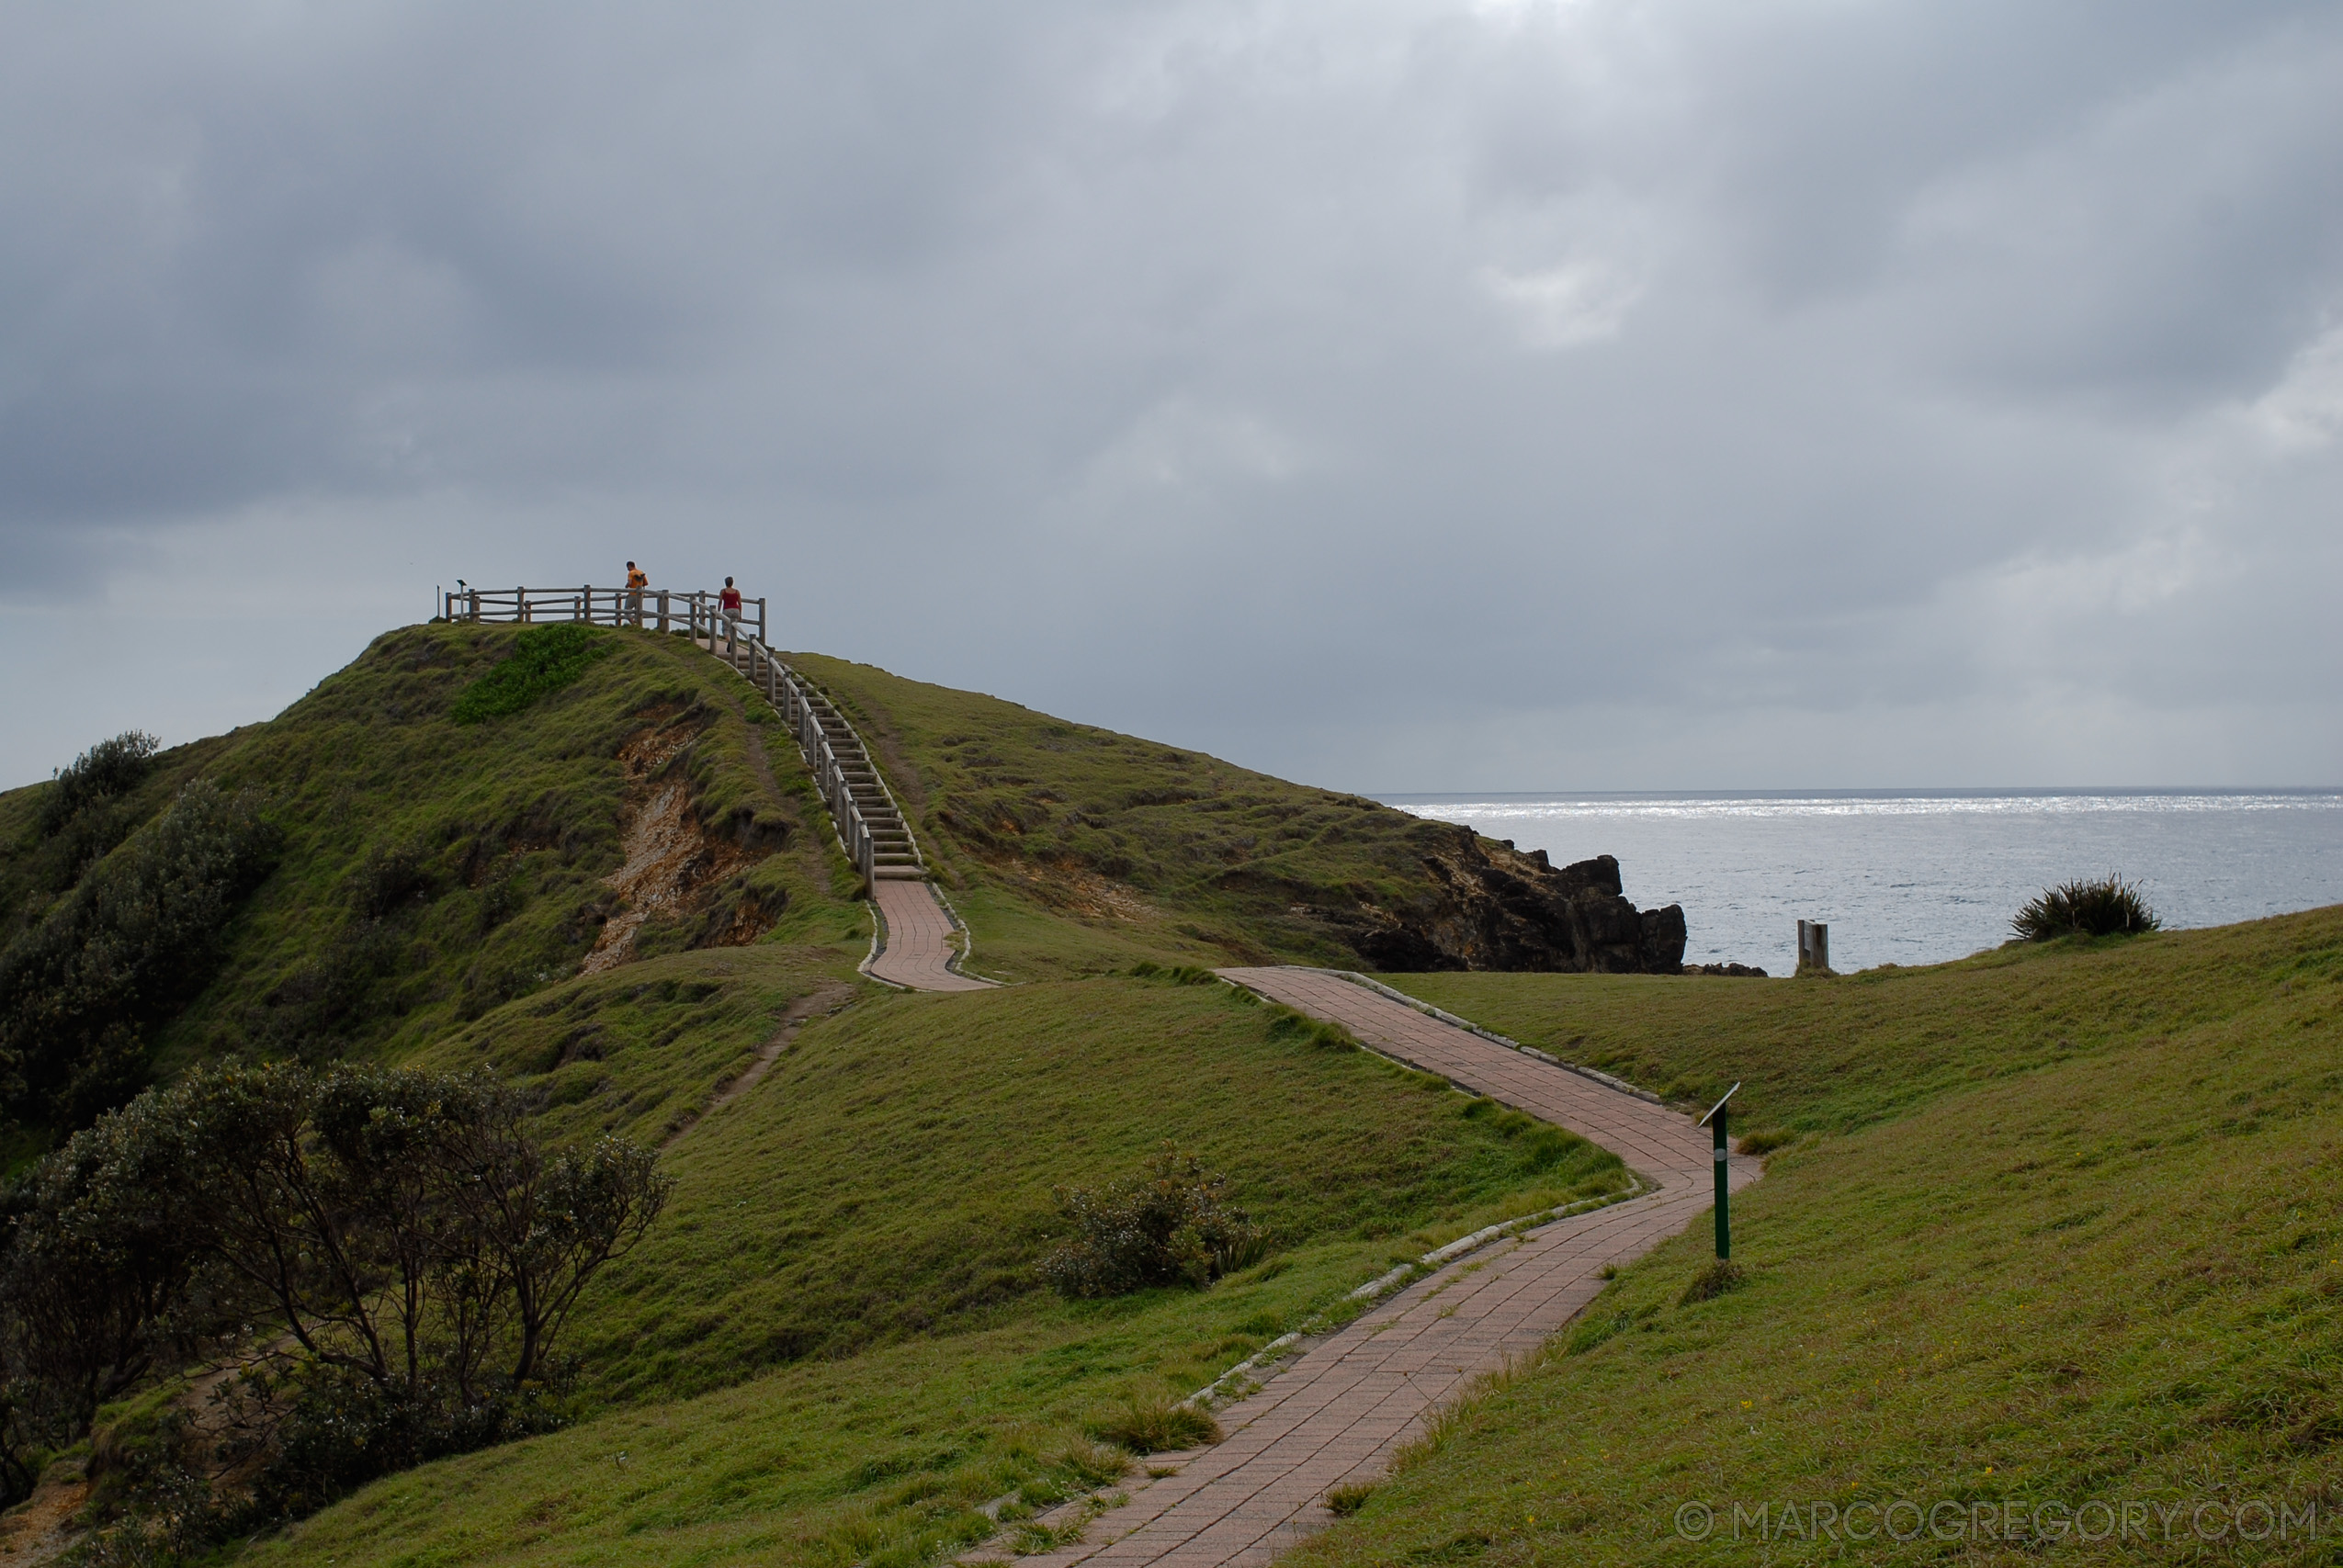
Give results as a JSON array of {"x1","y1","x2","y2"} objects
[{"x1": 1302, "y1": 826, "x2": 1687, "y2": 974}]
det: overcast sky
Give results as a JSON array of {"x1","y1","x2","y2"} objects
[{"x1": 3, "y1": 1, "x2": 2339, "y2": 792}]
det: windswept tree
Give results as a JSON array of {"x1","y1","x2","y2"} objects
[{"x1": 0, "y1": 1062, "x2": 669, "y2": 1521}]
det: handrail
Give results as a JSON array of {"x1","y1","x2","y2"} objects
[
  {"x1": 693, "y1": 605, "x2": 926, "y2": 892},
  {"x1": 436, "y1": 579, "x2": 920, "y2": 892},
  {"x1": 440, "y1": 583, "x2": 768, "y2": 648}
]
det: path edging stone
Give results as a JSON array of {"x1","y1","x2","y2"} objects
[
  {"x1": 1318, "y1": 968, "x2": 1666, "y2": 1105},
  {"x1": 1180, "y1": 1178, "x2": 1648, "y2": 1414}
]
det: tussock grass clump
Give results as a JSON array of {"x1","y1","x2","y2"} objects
[
  {"x1": 2011, "y1": 874, "x2": 2161, "y2": 942},
  {"x1": 1267, "y1": 1006, "x2": 1361, "y2": 1052},
  {"x1": 1734, "y1": 1127, "x2": 1797, "y2": 1157},
  {"x1": 1129, "y1": 961, "x2": 1221, "y2": 987},
  {"x1": 1092, "y1": 1400, "x2": 1222, "y2": 1454},
  {"x1": 1042, "y1": 1145, "x2": 1272, "y2": 1298},
  {"x1": 1677, "y1": 1258, "x2": 1748, "y2": 1305},
  {"x1": 1325, "y1": 1482, "x2": 1376, "y2": 1516},
  {"x1": 449, "y1": 623, "x2": 613, "y2": 723}
]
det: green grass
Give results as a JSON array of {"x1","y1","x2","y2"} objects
[
  {"x1": 782, "y1": 653, "x2": 1505, "y2": 980},
  {"x1": 450, "y1": 624, "x2": 617, "y2": 723},
  {"x1": 401, "y1": 942, "x2": 860, "y2": 1147},
  {"x1": 1387, "y1": 914, "x2": 2341, "y2": 1135},
  {"x1": 564, "y1": 971, "x2": 1627, "y2": 1405},
  {"x1": 0, "y1": 622, "x2": 863, "y2": 1156},
  {"x1": 17, "y1": 623, "x2": 2339, "y2": 1568},
  {"x1": 232, "y1": 971, "x2": 1629, "y2": 1568},
  {"x1": 1284, "y1": 907, "x2": 2343, "y2": 1566}
]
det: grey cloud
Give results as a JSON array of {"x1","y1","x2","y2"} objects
[{"x1": 0, "y1": 0, "x2": 2337, "y2": 789}]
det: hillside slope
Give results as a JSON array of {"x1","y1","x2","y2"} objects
[
  {"x1": 0, "y1": 622, "x2": 866, "y2": 1147},
  {"x1": 228, "y1": 970, "x2": 1628, "y2": 1568},
  {"x1": 1290, "y1": 908, "x2": 2343, "y2": 1565},
  {"x1": 785, "y1": 652, "x2": 1685, "y2": 981}
]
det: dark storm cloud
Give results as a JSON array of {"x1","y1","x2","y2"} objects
[{"x1": 1, "y1": 1, "x2": 2338, "y2": 786}]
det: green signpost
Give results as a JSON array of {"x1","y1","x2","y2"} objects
[{"x1": 1697, "y1": 1082, "x2": 1741, "y2": 1260}]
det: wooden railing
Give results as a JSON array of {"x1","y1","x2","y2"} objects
[
  {"x1": 437, "y1": 581, "x2": 920, "y2": 891},
  {"x1": 728, "y1": 628, "x2": 927, "y2": 891},
  {"x1": 441, "y1": 584, "x2": 768, "y2": 648}
]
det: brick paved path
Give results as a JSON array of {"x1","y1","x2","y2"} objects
[
  {"x1": 991, "y1": 968, "x2": 1759, "y2": 1568},
  {"x1": 868, "y1": 879, "x2": 996, "y2": 992}
]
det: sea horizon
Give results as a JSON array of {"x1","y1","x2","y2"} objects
[{"x1": 1371, "y1": 787, "x2": 2343, "y2": 973}]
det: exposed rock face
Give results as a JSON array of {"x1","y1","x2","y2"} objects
[{"x1": 1312, "y1": 827, "x2": 1687, "y2": 974}]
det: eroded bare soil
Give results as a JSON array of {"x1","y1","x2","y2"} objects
[{"x1": 583, "y1": 716, "x2": 769, "y2": 974}]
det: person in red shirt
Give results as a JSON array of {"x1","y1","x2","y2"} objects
[{"x1": 719, "y1": 576, "x2": 743, "y2": 651}]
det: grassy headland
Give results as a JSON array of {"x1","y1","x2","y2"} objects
[
  {"x1": 785, "y1": 651, "x2": 1663, "y2": 980},
  {"x1": 1289, "y1": 909, "x2": 2343, "y2": 1565},
  {"x1": 237, "y1": 970, "x2": 1627, "y2": 1568},
  {"x1": 3, "y1": 626, "x2": 2335, "y2": 1568}
]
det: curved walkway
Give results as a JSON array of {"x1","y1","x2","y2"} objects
[
  {"x1": 992, "y1": 968, "x2": 1760, "y2": 1568},
  {"x1": 868, "y1": 879, "x2": 996, "y2": 992}
]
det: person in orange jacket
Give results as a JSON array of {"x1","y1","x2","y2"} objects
[{"x1": 625, "y1": 561, "x2": 649, "y2": 626}]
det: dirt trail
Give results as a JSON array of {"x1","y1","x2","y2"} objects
[{"x1": 664, "y1": 981, "x2": 856, "y2": 1145}]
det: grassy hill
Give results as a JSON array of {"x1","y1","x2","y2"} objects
[
  {"x1": 0, "y1": 621, "x2": 868, "y2": 1152},
  {"x1": 783, "y1": 652, "x2": 1682, "y2": 980},
  {"x1": 6, "y1": 625, "x2": 2337, "y2": 1568},
  {"x1": 0, "y1": 625, "x2": 1642, "y2": 1564},
  {"x1": 235, "y1": 972, "x2": 1626, "y2": 1568},
  {"x1": 198, "y1": 906, "x2": 2343, "y2": 1568},
  {"x1": 1285, "y1": 911, "x2": 2343, "y2": 1565}
]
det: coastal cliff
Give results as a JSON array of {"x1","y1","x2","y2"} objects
[{"x1": 1307, "y1": 829, "x2": 1687, "y2": 974}]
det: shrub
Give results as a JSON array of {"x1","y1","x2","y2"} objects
[
  {"x1": 1040, "y1": 1145, "x2": 1271, "y2": 1298},
  {"x1": 35, "y1": 732, "x2": 158, "y2": 838},
  {"x1": 0, "y1": 780, "x2": 280, "y2": 1120},
  {"x1": 1092, "y1": 1399, "x2": 1222, "y2": 1454},
  {"x1": 2011, "y1": 875, "x2": 2161, "y2": 942},
  {"x1": 450, "y1": 625, "x2": 613, "y2": 723},
  {"x1": 0, "y1": 1061, "x2": 669, "y2": 1530}
]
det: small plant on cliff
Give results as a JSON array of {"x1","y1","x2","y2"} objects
[
  {"x1": 450, "y1": 624, "x2": 613, "y2": 723},
  {"x1": 2011, "y1": 875, "x2": 2161, "y2": 942},
  {"x1": 1040, "y1": 1145, "x2": 1270, "y2": 1298}
]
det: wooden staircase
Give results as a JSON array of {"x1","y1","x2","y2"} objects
[{"x1": 705, "y1": 635, "x2": 926, "y2": 882}]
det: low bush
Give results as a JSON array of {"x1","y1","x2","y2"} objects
[
  {"x1": 34, "y1": 731, "x2": 157, "y2": 839},
  {"x1": 1092, "y1": 1399, "x2": 1222, "y2": 1454},
  {"x1": 1040, "y1": 1145, "x2": 1271, "y2": 1298},
  {"x1": 0, "y1": 1063, "x2": 669, "y2": 1524},
  {"x1": 449, "y1": 624, "x2": 613, "y2": 723},
  {"x1": 2010, "y1": 874, "x2": 2161, "y2": 942},
  {"x1": 0, "y1": 779, "x2": 280, "y2": 1121},
  {"x1": 1677, "y1": 1259, "x2": 1748, "y2": 1305}
]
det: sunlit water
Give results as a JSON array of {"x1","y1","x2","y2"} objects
[{"x1": 1375, "y1": 791, "x2": 2343, "y2": 974}]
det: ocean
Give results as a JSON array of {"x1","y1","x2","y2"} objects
[{"x1": 1375, "y1": 790, "x2": 2343, "y2": 974}]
